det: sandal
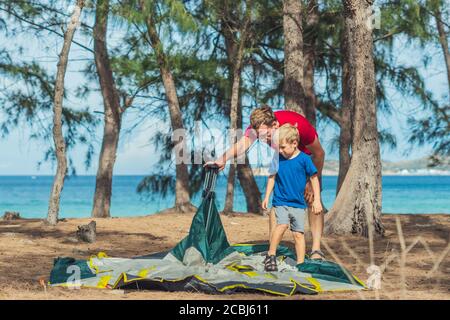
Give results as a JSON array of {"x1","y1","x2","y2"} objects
[
  {"x1": 309, "y1": 250, "x2": 326, "y2": 260},
  {"x1": 264, "y1": 255, "x2": 278, "y2": 272}
]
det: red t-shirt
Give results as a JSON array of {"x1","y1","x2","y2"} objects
[{"x1": 244, "y1": 110, "x2": 318, "y2": 155}]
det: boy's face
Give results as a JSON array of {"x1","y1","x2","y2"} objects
[{"x1": 278, "y1": 139, "x2": 298, "y2": 158}]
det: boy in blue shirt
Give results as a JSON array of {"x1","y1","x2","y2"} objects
[{"x1": 262, "y1": 124, "x2": 323, "y2": 271}]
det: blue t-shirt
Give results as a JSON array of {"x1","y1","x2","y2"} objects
[{"x1": 269, "y1": 152, "x2": 318, "y2": 209}]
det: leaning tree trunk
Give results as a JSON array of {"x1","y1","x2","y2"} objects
[
  {"x1": 159, "y1": 68, "x2": 192, "y2": 212},
  {"x1": 336, "y1": 25, "x2": 352, "y2": 195},
  {"x1": 434, "y1": 6, "x2": 450, "y2": 94},
  {"x1": 223, "y1": 56, "x2": 242, "y2": 214},
  {"x1": 303, "y1": 0, "x2": 318, "y2": 126},
  {"x1": 337, "y1": 106, "x2": 352, "y2": 194},
  {"x1": 325, "y1": 0, "x2": 384, "y2": 237},
  {"x1": 221, "y1": 9, "x2": 261, "y2": 214},
  {"x1": 223, "y1": 165, "x2": 236, "y2": 213},
  {"x1": 223, "y1": 13, "x2": 251, "y2": 214},
  {"x1": 283, "y1": 0, "x2": 305, "y2": 114},
  {"x1": 236, "y1": 86, "x2": 262, "y2": 214},
  {"x1": 47, "y1": 0, "x2": 84, "y2": 226},
  {"x1": 237, "y1": 160, "x2": 262, "y2": 213},
  {"x1": 92, "y1": 0, "x2": 122, "y2": 218},
  {"x1": 142, "y1": 0, "x2": 194, "y2": 212}
]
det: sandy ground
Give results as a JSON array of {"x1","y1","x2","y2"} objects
[{"x1": 0, "y1": 212, "x2": 449, "y2": 300}]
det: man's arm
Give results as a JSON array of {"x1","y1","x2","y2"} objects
[
  {"x1": 304, "y1": 136, "x2": 325, "y2": 206},
  {"x1": 209, "y1": 135, "x2": 253, "y2": 171},
  {"x1": 306, "y1": 136, "x2": 325, "y2": 182}
]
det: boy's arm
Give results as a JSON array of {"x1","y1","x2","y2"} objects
[
  {"x1": 310, "y1": 174, "x2": 323, "y2": 214},
  {"x1": 265, "y1": 175, "x2": 275, "y2": 198},
  {"x1": 262, "y1": 174, "x2": 276, "y2": 209}
]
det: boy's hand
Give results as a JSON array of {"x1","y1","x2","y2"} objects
[
  {"x1": 262, "y1": 198, "x2": 269, "y2": 210},
  {"x1": 312, "y1": 199, "x2": 323, "y2": 215}
]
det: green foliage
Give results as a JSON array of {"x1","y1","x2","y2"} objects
[
  {"x1": 400, "y1": 0, "x2": 450, "y2": 164},
  {"x1": 0, "y1": 1, "x2": 98, "y2": 174},
  {"x1": 137, "y1": 174, "x2": 175, "y2": 198},
  {"x1": 0, "y1": 55, "x2": 98, "y2": 173},
  {"x1": 408, "y1": 104, "x2": 450, "y2": 165},
  {"x1": 1, "y1": 0, "x2": 449, "y2": 197}
]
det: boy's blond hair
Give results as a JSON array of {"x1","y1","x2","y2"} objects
[
  {"x1": 250, "y1": 105, "x2": 277, "y2": 129},
  {"x1": 276, "y1": 124, "x2": 299, "y2": 144}
]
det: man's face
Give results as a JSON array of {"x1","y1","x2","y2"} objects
[
  {"x1": 257, "y1": 121, "x2": 279, "y2": 144},
  {"x1": 278, "y1": 140, "x2": 298, "y2": 159}
]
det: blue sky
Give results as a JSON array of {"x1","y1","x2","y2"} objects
[{"x1": 0, "y1": 9, "x2": 447, "y2": 175}]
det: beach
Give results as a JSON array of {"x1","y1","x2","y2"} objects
[{"x1": 0, "y1": 211, "x2": 448, "y2": 300}]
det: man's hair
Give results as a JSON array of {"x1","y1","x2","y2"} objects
[
  {"x1": 250, "y1": 105, "x2": 277, "y2": 129},
  {"x1": 276, "y1": 124, "x2": 299, "y2": 144}
]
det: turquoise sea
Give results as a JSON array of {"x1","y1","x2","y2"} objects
[{"x1": 0, "y1": 175, "x2": 449, "y2": 218}]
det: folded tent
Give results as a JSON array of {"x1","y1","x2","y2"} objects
[{"x1": 49, "y1": 165, "x2": 365, "y2": 295}]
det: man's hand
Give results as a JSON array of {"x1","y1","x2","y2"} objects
[
  {"x1": 262, "y1": 198, "x2": 270, "y2": 210},
  {"x1": 304, "y1": 180, "x2": 314, "y2": 206},
  {"x1": 312, "y1": 198, "x2": 323, "y2": 215},
  {"x1": 203, "y1": 136, "x2": 251, "y2": 172},
  {"x1": 204, "y1": 160, "x2": 225, "y2": 171}
]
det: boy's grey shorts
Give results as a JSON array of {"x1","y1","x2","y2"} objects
[{"x1": 274, "y1": 206, "x2": 305, "y2": 233}]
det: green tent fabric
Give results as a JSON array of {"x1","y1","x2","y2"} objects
[
  {"x1": 232, "y1": 243, "x2": 297, "y2": 260},
  {"x1": 232, "y1": 243, "x2": 364, "y2": 287},
  {"x1": 297, "y1": 258, "x2": 364, "y2": 286},
  {"x1": 171, "y1": 194, "x2": 236, "y2": 264},
  {"x1": 49, "y1": 257, "x2": 96, "y2": 285},
  {"x1": 48, "y1": 166, "x2": 366, "y2": 295}
]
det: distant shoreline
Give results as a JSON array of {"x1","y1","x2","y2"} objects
[
  {"x1": 1, "y1": 173, "x2": 450, "y2": 177},
  {"x1": 321, "y1": 171, "x2": 450, "y2": 177}
]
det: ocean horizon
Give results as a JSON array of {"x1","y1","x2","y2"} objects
[{"x1": 1, "y1": 175, "x2": 449, "y2": 218}]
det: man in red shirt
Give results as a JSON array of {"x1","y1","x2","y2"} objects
[{"x1": 209, "y1": 105, "x2": 327, "y2": 260}]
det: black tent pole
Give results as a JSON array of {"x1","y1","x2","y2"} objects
[{"x1": 204, "y1": 164, "x2": 218, "y2": 237}]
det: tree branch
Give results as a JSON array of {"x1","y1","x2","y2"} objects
[
  {"x1": 316, "y1": 99, "x2": 342, "y2": 124},
  {"x1": 0, "y1": 7, "x2": 94, "y2": 53}
]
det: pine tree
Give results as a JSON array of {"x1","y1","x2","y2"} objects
[
  {"x1": 324, "y1": 0, "x2": 384, "y2": 237},
  {"x1": 0, "y1": 0, "x2": 96, "y2": 177},
  {"x1": 47, "y1": 0, "x2": 85, "y2": 225}
]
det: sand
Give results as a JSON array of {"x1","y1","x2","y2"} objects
[{"x1": 0, "y1": 212, "x2": 449, "y2": 300}]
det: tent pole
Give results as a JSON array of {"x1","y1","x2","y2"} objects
[{"x1": 205, "y1": 166, "x2": 218, "y2": 238}]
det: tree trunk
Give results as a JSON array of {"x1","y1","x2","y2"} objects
[
  {"x1": 47, "y1": 0, "x2": 84, "y2": 226},
  {"x1": 337, "y1": 109, "x2": 352, "y2": 194},
  {"x1": 237, "y1": 161, "x2": 262, "y2": 214},
  {"x1": 92, "y1": 0, "x2": 122, "y2": 218},
  {"x1": 303, "y1": 0, "x2": 318, "y2": 126},
  {"x1": 223, "y1": 54, "x2": 242, "y2": 214},
  {"x1": 325, "y1": 0, "x2": 384, "y2": 237},
  {"x1": 220, "y1": 8, "x2": 261, "y2": 214},
  {"x1": 223, "y1": 164, "x2": 236, "y2": 213},
  {"x1": 434, "y1": 6, "x2": 450, "y2": 95},
  {"x1": 236, "y1": 104, "x2": 262, "y2": 213},
  {"x1": 236, "y1": 79, "x2": 262, "y2": 214},
  {"x1": 283, "y1": 0, "x2": 305, "y2": 114},
  {"x1": 142, "y1": 0, "x2": 194, "y2": 212},
  {"x1": 336, "y1": 24, "x2": 352, "y2": 195}
]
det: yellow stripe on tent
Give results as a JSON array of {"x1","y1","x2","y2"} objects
[
  {"x1": 97, "y1": 275, "x2": 112, "y2": 288},
  {"x1": 306, "y1": 277, "x2": 322, "y2": 292}
]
